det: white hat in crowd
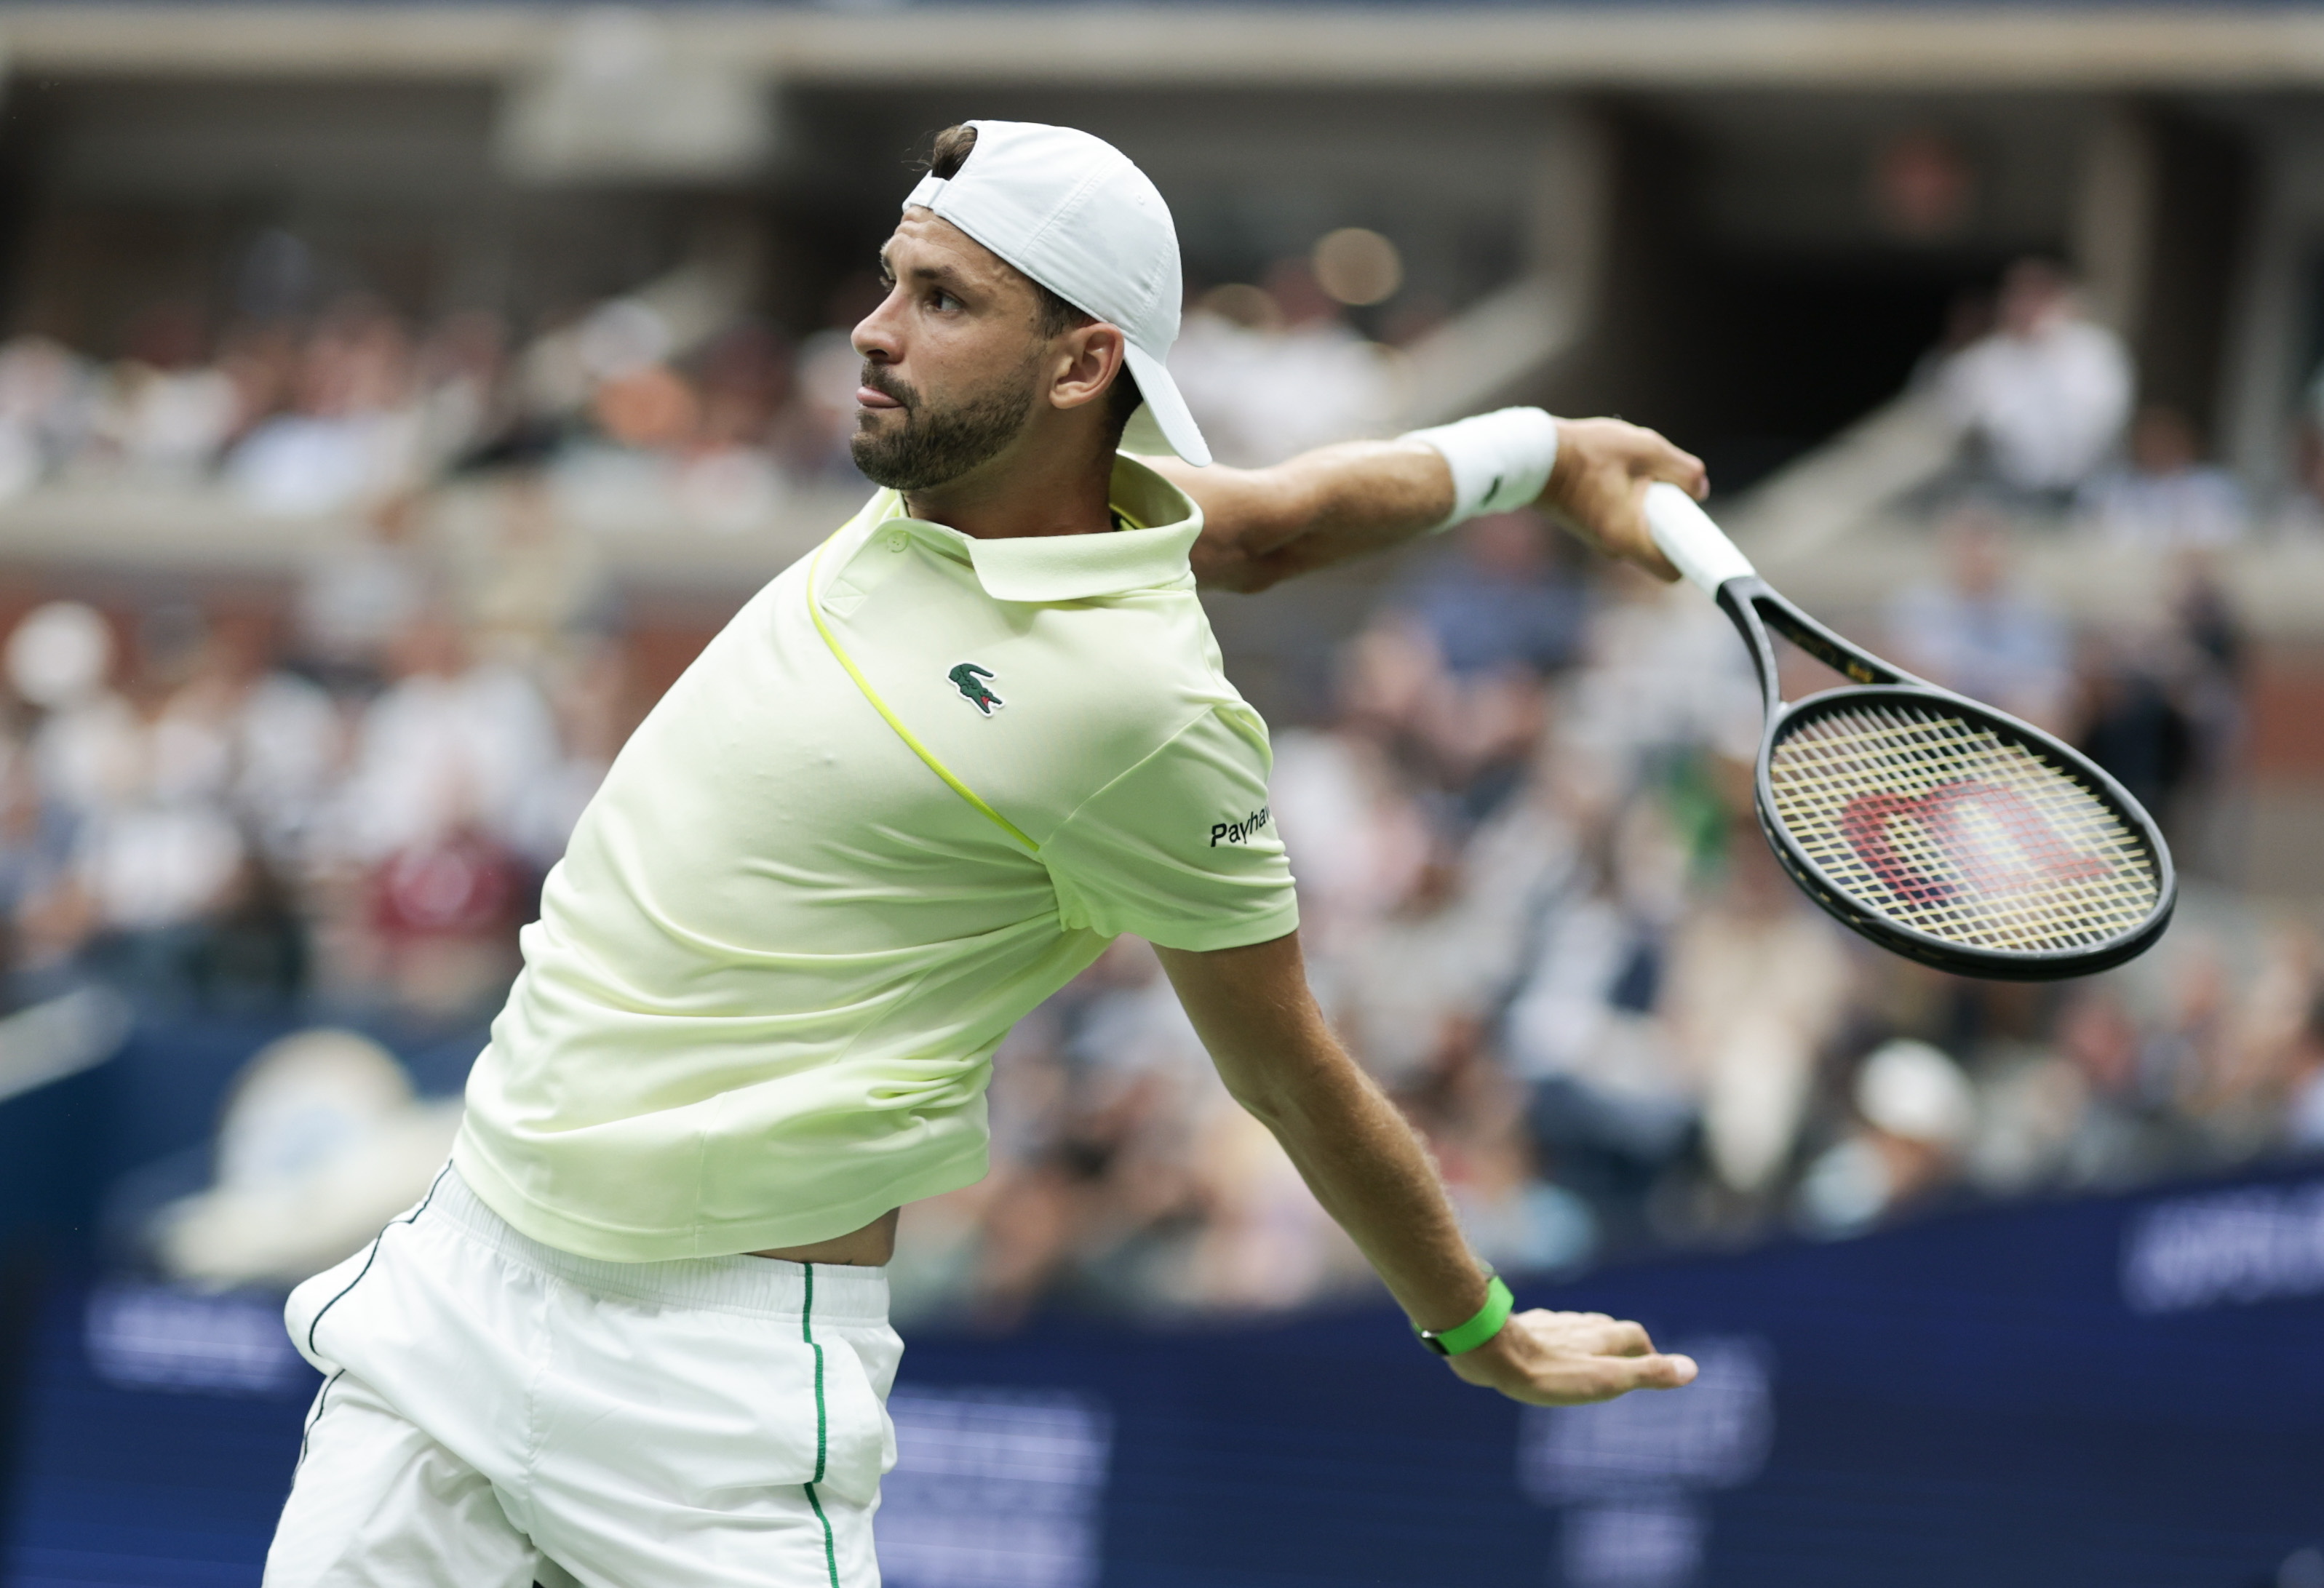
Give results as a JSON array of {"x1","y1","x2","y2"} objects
[
  {"x1": 901, "y1": 119, "x2": 1211, "y2": 466},
  {"x1": 1855, "y1": 1039, "x2": 1977, "y2": 1148},
  {"x1": 7, "y1": 600, "x2": 112, "y2": 709}
]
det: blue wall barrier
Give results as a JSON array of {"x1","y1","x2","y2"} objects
[{"x1": 6, "y1": 1161, "x2": 2323, "y2": 1588}]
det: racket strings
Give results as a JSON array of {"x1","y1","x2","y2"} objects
[{"x1": 1767, "y1": 701, "x2": 2160, "y2": 954}]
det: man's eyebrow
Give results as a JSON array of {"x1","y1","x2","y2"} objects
[{"x1": 875, "y1": 250, "x2": 974, "y2": 292}]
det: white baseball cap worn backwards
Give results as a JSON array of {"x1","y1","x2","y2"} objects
[{"x1": 902, "y1": 119, "x2": 1211, "y2": 467}]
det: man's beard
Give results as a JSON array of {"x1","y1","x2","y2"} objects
[{"x1": 850, "y1": 362, "x2": 1035, "y2": 492}]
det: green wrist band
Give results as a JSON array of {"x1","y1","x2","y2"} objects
[{"x1": 1413, "y1": 1274, "x2": 1513, "y2": 1357}]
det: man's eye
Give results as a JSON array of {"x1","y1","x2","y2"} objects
[{"x1": 931, "y1": 290, "x2": 960, "y2": 311}]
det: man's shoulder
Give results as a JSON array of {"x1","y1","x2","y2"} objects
[{"x1": 1046, "y1": 603, "x2": 1254, "y2": 743}]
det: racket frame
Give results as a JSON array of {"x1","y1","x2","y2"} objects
[{"x1": 1714, "y1": 575, "x2": 2177, "y2": 981}]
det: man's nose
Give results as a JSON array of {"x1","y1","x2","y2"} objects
[{"x1": 853, "y1": 292, "x2": 904, "y2": 363}]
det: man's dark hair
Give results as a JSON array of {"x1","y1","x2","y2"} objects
[{"x1": 922, "y1": 124, "x2": 1142, "y2": 433}]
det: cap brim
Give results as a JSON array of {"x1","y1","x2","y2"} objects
[{"x1": 1121, "y1": 342, "x2": 1210, "y2": 467}]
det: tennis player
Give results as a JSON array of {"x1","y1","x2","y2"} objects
[{"x1": 266, "y1": 120, "x2": 1708, "y2": 1588}]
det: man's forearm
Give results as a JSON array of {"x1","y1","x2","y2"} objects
[
  {"x1": 1155, "y1": 413, "x2": 1711, "y2": 593},
  {"x1": 1155, "y1": 936, "x2": 1487, "y2": 1330},
  {"x1": 1154, "y1": 439, "x2": 1456, "y2": 594},
  {"x1": 1242, "y1": 1030, "x2": 1493, "y2": 1333}
]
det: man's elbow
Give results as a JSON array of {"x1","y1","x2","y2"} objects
[
  {"x1": 1189, "y1": 471, "x2": 1314, "y2": 595},
  {"x1": 1211, "y1": 1051, "x2": 1299, "y2": 1126},
  {"x1": 1217, "y1": 1047, "x2": 1348, "y2": 1134},
  {"x1": 1195, "y1": 551, "x2": 1288, "y2": 595}
]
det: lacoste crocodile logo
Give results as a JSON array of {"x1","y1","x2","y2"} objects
[{"x1": 948, "y1": 662, "x2": 1004, "y2": 717}]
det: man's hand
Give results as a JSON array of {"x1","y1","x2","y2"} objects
[
  {"x1": 1536, "y1": 417, "x2": 1708, "y2": 583},
  {"x1": 1449, "y1": 1307, "x2": 1698, "y2": 1406}
]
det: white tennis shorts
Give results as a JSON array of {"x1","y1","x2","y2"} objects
[{"x1": 266, "y1": 1164, "x2": 902, "y2": 1588}]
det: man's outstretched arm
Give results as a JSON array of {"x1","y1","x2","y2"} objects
[
  {"x1": 1155, "y1": 930, "x2": 1698, "y2": 1405},
  {"x1": 1147, "y1": 415, "x2": 1708, "y2": 594}
]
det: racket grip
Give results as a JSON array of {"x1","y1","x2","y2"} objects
[{"x1": 1644, "y1": 482, "x2": 1756, "y2": 595}]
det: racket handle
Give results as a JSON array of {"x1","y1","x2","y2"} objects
[{"x1": 1644, "y1": 482, "x2": 1756, "y2": 595}]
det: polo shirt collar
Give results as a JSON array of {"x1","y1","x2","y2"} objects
[{"x1": 869, "y1": 454, "x2": 1203, "y2": 603}]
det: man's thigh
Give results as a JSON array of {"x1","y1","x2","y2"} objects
[
  {"x1": 523, "y1": 1309, "x2": 897, "y2": 1588},
  {"x1": 265, "y1": 1370, "x2": 541, "y2": 1588},
  {"x1": 535, "y1": 1475, "x2": 877, "y2": 1588}
]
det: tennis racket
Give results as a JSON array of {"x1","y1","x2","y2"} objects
[{"x1": 1643, "y1": 483, "x2": 2173, "y2": 981}]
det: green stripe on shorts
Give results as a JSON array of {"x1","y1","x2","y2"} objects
[{"x1": 802, "y1": 1264, "x2": 840, "y2": 1588}]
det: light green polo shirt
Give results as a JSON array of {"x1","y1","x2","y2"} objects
[{"x1": 453, "y1": 456, "x2": 1298, "y2": 1261}]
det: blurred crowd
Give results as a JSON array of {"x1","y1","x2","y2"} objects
[
  {"x1": 0, "y1": 583, "x2": 615, "y2": 1024},
  {"x1": 1919, "y1": 256, "x2": 2259, "y2": 547},
  {"x1": 0, "y1": 241, "x2": 2269, "y2": 543},
  {"x1": 3, "y1": 248, "x2": 2321, "y2": 1322},
  {"x1": 0, "y1": 284, "x2": 845, "y2": 531},
  {"x1": 0, "y1": 227, "x2": 1415, "y2": 530}
]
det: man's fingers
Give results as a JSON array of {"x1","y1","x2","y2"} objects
[
  {"x1": 1548, "y1": 1312, "x2": 1655, "y2": 1357},
  {"x1": 1614, "y1": 485, "x2": 1683, "y2": 583},
  {"x1": 1649, "y1": 442, "x2": 1709, "y2": 501},
  {"x1": 1578, "y1": 1351, "x2": 1698, "y2": 1400},
  {"x1": 1616, "y1": 423, "x2": 1709, "y2": 501},
  {"x1": 1535, "y1": 1352, "x2": 1698, "y2": 1406},
  {"x1": 1593, "y1": 1318, "x2": 1655, "y2": 1357},
  {"x1": 1628, "y1": 1351, "x2": 1698, "y2": 1389}
]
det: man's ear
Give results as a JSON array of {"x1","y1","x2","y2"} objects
[{"x1": 1049, "y1": 322, "x2": 1128, "y2": 414}]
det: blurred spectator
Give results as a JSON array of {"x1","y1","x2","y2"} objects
[
  {"x1": 1168, "y1": 260, "x2": 1401, "y2": 467},
  {"x1": 151, "y1": 1028, "x2": 461, "y2": 1288},
  {"x1": 2051, "y1": 982, "x2": 2176, "y2": 1188},
  {"x1": 1870, "y1": 129, "x2": 1975, "y2": 243},
  {"x1": 2283, "y1": 989, "x2": 2324, "y2": 1153},
  {"x1": 2285, "y1": 359, "x2": 2324, "y2": 527},
  {"x1": 1663, "y1": 827, "x2": 1851, "y2": 1205},
  {"x1": 294, "y1": 492, "x2": 435, "y2": 687},
  {"x1": 1938, "y1": 258, "x2": 2133, "y2": 499},
  {"x1": 1559, "y1": 565, "x2": 1762, "y2": 785},
  {"x1": 1334, "y1": 839, "x2": 1506, "y2": 1095},
  {"x1": 1401, "y1": 512, "x2": 1587, "y2": 679},
  {"x1": 0, "y1": 740, "x2": 71, "y2": 979},
  {"x1": 10, "y1": 601, "x2": 140, "y2": 820},
  {"x1": 788, "y1": 326, "x2": 872, "y2": 480},
  {"x1": 156, "y1": 608, "x2": 340, "y2": 866},
  {"x1": 226, "y1": 295, "x2": 422, "y2": 516},
  {"x1": 444, "y1": 472, "x2": 610, "y2": 660},
  {"x1": 325, "y1": 610, "x2": 555, "y2": 1016},
  {"x1": 96, "y1": 335, "x2": 240, "y2": 484},
  {"x1": 2074, "y1": 553, "x2": 2245, "y2": 841},
  {"x1": 332, "y1": 610, "x2": 557, "y2": 864},
  {"x1": 1887, "y1": 506, "x2": 2072, "y2": 728},
  {"x1": 1796, "y1": 1040, "x2": 1975, "y2": 1236},
  {"x1": 412, "y1": 308, "x2": 511, "y2": 473},
  {"x1": 1506, "y1": 820, "x2": 1698, "y2": 1240},
  {"x1": 1268, "y1": 719, "x2": 1433, "y2": 955},
  {"x1": 2079, "y1": 405, "x2": 2246, "y2": 548},
  {"x1": 2075, "y1": 631, "x2": 2197, "y2": 829},
  {"x1": 0, "y1": 335, "x2": 97, "y2": 498},
  {"x1": 46, "y1": 605, "x2": 260, "y2": 1000}
]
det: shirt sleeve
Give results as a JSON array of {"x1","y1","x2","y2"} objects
[{"x1": 1043, "y1": 705, "x2": 1300, "y2": 953}]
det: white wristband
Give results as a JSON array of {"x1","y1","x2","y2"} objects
[{"x1": 1404, "y1": 407, "x2": 1560, "y2": 532}]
